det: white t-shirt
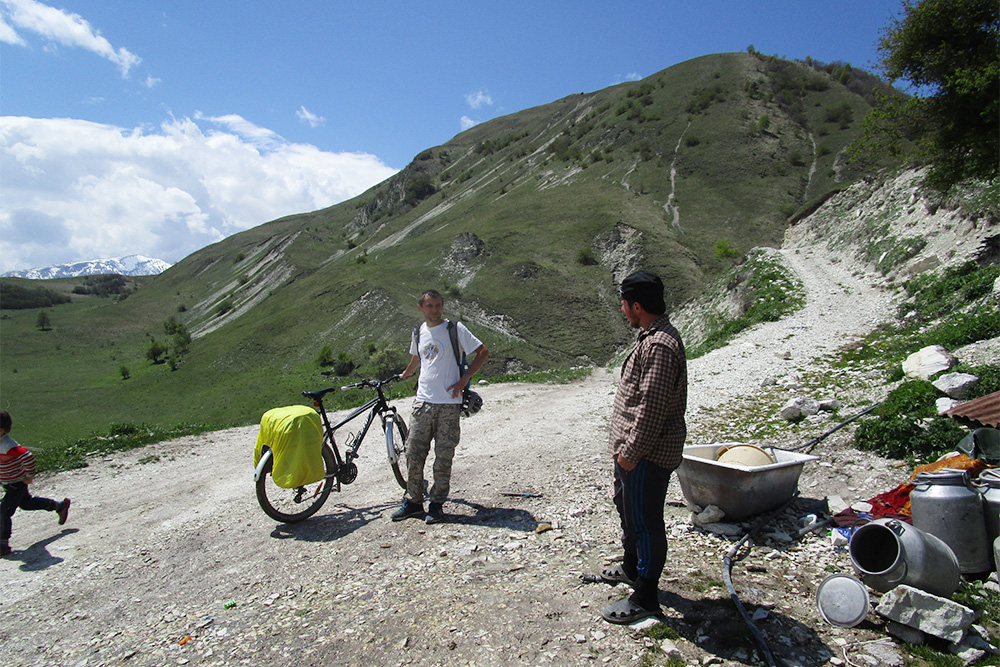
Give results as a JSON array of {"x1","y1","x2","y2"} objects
[{"x1": 410, "y1": 320, "x2": 483, "y2": 404}]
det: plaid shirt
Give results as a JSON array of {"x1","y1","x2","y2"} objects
[{"x1": 609, "y1": 316, "x2": 687, "y2": 470}]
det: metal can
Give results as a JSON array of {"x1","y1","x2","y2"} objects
[
  {"x1": 911, "y1": 468, "x2": 991, "y2": 574},
  {"x1": 978, "y1": 469, "x2": 1000, "y2": 544}
]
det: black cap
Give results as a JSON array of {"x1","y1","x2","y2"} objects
[{"x1": 620, "y1": 270, "x2": 665, "y2": 314}]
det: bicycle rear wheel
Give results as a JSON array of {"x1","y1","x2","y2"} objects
[
  {"x1": 255, "y1": 444, "x2": 336, "y2": 522},
  {"x1": 387, "y1": 414, "x2": 408, "y2": 490}
]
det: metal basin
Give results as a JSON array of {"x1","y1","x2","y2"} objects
[{"x1": 676, "y1": 443, "x2": 818, "y2": 521}]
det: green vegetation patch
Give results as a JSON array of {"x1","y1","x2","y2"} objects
[
  {"x1": 491, "y1": 367, "x2": 593, "y2": 385},
  {"x1": 0, "y1": 281, "x2": 72, "y2": 309},
  {"x1": 34, "y1": 422, "x2": 216, "y2": 473},
  {"x1": 688, "y1": 250, "x2": 805, "y2": 358}
]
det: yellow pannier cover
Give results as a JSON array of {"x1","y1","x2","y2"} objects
[{"x1": 254, "y1": 405, "x2": 325, "y2": 488}]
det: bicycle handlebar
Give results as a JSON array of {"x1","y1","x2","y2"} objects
[
  {"x1": 302, "y1": 375, "x2": 401, "y2": 401},
  {"x1": 342, "y1": 374, "x2": 403, "y2": 390}
]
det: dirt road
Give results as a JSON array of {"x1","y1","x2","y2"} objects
[{"x1": 0, "y1": 244, "x2": 927, "y2": 667}]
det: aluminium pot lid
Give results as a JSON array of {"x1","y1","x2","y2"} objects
[{"x1": 816, "y1": 574, "x2": 870, "y2": 628}]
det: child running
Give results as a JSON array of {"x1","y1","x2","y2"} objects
[{"x1": 1, "y1": 410, "x2": 70, "y2": 556}]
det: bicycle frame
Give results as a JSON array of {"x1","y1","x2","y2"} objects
[{"x1": 306, "y1": 379, "x2": 400, "y2": 476}]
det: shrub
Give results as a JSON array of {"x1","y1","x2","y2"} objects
[
  {"x1": 917, "y1": 309, "x2": 1000, "y2": 350},
  {"x1": 119, "y1": 365, "x2": 130, "y2": 380},
  {"x1": 900, "y1": 261, "x2": 1000, "y2": 321},
  {"x1": 855, "y1": 414, "x2": 966, "y2": 461},
  {"x1": 316, "y1": 344, "x2": 334, "y2": 367},
  {"x1": 367, "y1": 346, "x2": 409, "y2": 378},
  {"x1": 215, "y1": 299, "x2": 234, "y2": 317},
  {"x1": 877, "y1": 380, "x2": 942, "y2": 419},
  {"x1": 713, "y1": 240, "x2": 740, "y2": 259},
  {"x1": 404, "y1": 176, "x2": 436, "y2": 206},
  {"x1": 855, "y1": 380, "x2": 968, "y2": 461},
  {"x1": 334, "y1": 352, "x2": 355, "y2": 377},
  {"x1": 577, "y1": 248, "x2": 598, "y2": 265}
]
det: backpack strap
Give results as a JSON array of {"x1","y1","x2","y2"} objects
[
  {"x1": 448, "y1": 321, "x2": 470, "y2": 388},
  {"x1": 448, "y1": 321, "x2": 462, "y2": 367}
]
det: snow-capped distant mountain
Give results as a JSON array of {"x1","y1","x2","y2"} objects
[{"x1": 1, "y1": 255, "x2": 172, "y2": 280}]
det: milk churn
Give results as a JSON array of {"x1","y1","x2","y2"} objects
[
  {"x1": 978, "y1": 469, "x2": 1000, "y2": 544},
  {"x1": 849, "y1": 518, "x2": 960, "y2": 597},
  {"x1": 910, "y1": 468, "x2": 991, "y2": 574}
]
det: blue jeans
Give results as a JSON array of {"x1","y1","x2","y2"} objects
[{"x1": 1, "y1": 482, "x2": 59, "y2": 542}]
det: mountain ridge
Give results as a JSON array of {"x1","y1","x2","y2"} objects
[{"x1": 2, "y1": 254, "x2": 172, "y2": 280}]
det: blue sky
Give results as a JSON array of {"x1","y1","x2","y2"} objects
[{"x1": 0, "y1": 0, "x2": 906, "y2": 275}]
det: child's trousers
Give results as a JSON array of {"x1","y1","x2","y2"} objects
[{"x1": 1, "y1": 482, "x2": 59, "y2": 542}]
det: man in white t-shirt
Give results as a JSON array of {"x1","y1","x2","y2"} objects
[{"x1": 395, "y1": 290, "x2": 490, "y2": 524}]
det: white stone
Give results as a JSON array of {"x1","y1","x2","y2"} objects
[
  {"x1": 875, "y1": 585, "x2": 976, "y2": 643},
  {"x1": 660, "y1": 639, "x2": 683, "y2": 660},
  {"x1": 828, "y1": 495, "x2": 849, "y2": 514},
  {"x1": 933, "y1": 373, "x2": 979, "y2": 399},
  {"x1": 692, "y1": 505, "x2": 726, "y2": 526},
  {"x1": 902, "y1": 345, "x2": 958, "y2": 380},
  {"x1": 937, "y1": 397, "x2": 960, "y2": 414}
]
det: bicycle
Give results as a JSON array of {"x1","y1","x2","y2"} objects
[{"x1": 254, "y1": 375, "x2": 409, "y2": 522}]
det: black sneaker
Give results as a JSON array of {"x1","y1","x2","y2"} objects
[
  {"x1": 57, "y1": 498, "x2": 71, "y2": 526},
  {"x1": 425, "y1": 502, "x2": 444, "y2": 524},
  {"x1": 0, "y1": 545, "x2": 11, "y2": 556},
  {"x1": 391, "y1": 501, "x2": 424, "y2": 521}
]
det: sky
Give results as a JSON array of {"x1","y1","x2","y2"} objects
[{"x1": 0, "y1": 0, "x2": 907, "y2": 275}]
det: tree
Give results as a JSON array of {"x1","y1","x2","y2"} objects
[
  {"x1": 35, "y1": 310, "x2": 51, "y2": 331},
  {"x1": 146, "y1": 338, "x2": 167, "y2": 364},
  {"x1": 856, "y1": 0, "x2": 999, "y2": 190}
]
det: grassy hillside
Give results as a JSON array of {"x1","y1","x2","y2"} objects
[{"x1": 0, "y1": 51, "x2": 893, "y2": 452}]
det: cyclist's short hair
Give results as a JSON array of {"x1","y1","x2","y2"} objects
[
  {"x1": 418, "y1": 290, "x2": 444, "y2": 306},
  {"x1": 0, "y1": 411, "x2": 11, "y2": 433}
]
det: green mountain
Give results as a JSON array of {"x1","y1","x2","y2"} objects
[{"x1": 0, "y1": 52, "x2": 892, "y2": 448}]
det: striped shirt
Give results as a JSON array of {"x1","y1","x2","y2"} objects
[
  {"x1": 609, "y1": 315, "x2": 687, "y2": 470},
  {"x1": 0, "y1": 434, "x2": 36, "y2": 485}
]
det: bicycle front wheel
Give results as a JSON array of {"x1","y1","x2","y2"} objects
[
  {"x1": 387, "y1": 414, "x2": 408, "y2": 490},
  {"x1": 255, "y1": 445, "x2": 336, "y2": 523}
]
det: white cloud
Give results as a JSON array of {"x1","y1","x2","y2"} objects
[
  {"x1": 296, "y1": 106, "x2": 325, "y2": 128},
  {"x1": 0, "y1": 0, "x2": 140, "y2": 77},
  {"x1": 460, "y1": 115, "x2": 478, "y2": 131},
  {"x1": 0, "y1": 115, "x2": 398, "y2": 273},
  {"x1": 144, "y1": 75, "x2": 161, "y2": 89},
  {"x1": 612, "y1": 72, "x2": 643, "y2": 85},
  {"x1": 0, "y1": 12, "x2": 24, "y2": 44},
  {"x1": 465, "y1": 90, "x2": 493, "y2": 109}
]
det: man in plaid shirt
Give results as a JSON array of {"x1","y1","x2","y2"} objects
[{"x1": 601, "y1": 271, "x2": 687, "y2": 624}]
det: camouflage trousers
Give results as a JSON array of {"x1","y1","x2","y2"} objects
[{"x1": 404, "y1": 402, "x2": 461, "y2": 505}]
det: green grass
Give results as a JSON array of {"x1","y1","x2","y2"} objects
[
  {"x1": 34, "y1": 422, "x2": 218, "y2": 472},
  {"x1": 687, "y1": 250, "x2": 806, "y2": 358},
  {"x1": 491, "y1": 367, "x2": 593, "y2": 385}
]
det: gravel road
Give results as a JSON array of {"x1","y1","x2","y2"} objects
[{"x1": 1, "y1": 228, "x2": 991, "y2": 667}]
